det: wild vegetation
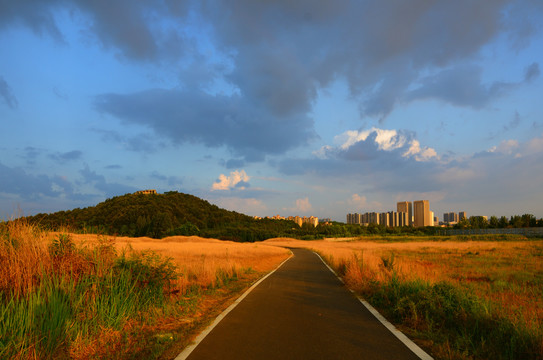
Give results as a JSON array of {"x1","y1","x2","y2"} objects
[
  {"x1": 0, "y1": 219, "x2": 289, "y2": 359},
  {"x1": 265, "y1": 236, "x2": 543, "y2": 359}
]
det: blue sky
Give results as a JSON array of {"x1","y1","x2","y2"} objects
[{"x1": 1, "y1": 0, "x2": 542, "y2": 221}]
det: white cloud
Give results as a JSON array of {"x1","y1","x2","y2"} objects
[
  {"x1": 403, "y1": 139, "x2": 438, "y2": 161},
  {"x1": 348, "y1": 193, "x2": 367, "y2": 210},
  {"x1": 333, "y1": 127, "x2": 438, "y2": 162},
  {"x1": 293, "y1": 197, "x2": 312, "y2": 212},
  {"x1": 522, "y1": 133, "x2": 543, "y2": 155},
  {"x1": 212, "y1": 170, "x2": 250, "y2": 190},
  {"x1": 488, "y1": 139, "x2": 519, "y2": 155},
  {"x1": 335, "y1": 129, "x2": 371, "y2": 150}
]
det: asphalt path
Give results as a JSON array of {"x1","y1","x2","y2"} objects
[{"x1": 181, "y1": 248, "x2": 428, "y2": 360}]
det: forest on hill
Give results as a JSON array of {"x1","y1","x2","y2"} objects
[{"x1": 26, "y1": 191, "x2": 285, "y2": 241}]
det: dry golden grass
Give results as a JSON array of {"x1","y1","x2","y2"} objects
[
  {"x1": 264, "y1": 237, "x2": 543, "y2": 330},
  {"x1": 0, "y1": 220, "x2": 51, "y2": 297},
  {"x1": 1, "y1": 223, "x2": 290, "y2": 360},
  {"x1": 52, "y1": 233, "x2": 290, "y2": 292}
]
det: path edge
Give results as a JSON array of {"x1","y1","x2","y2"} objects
[
  {"x1": 313, "y1": 251, "x2": 434, "y2": 360},
  {"x1": 174, "y1": 251, "x2": 294, "y2": 360}
]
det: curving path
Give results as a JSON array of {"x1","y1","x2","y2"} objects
[{"x1": 177, "y1": 248, "x2": 432, "y2": 360}]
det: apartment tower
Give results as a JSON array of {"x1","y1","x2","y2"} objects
[
  {"x1": 397, "y1": 201, "x2": 413, "y2": 226},
  {"x1": 413, "y1": 200, "x2": 431, "y2": 227}
]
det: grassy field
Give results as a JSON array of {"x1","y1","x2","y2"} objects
[
  {"x1": 0, "y1": 220, "x2": 289, "y2": 359},
  {"x1": 265, "y1": 236, "x2": 543, "y2": 360}
]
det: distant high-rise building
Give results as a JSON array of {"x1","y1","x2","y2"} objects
[
  {"x1": 413, "y1": 200, "x2": 431, "y2": 227},
  {"x1": 397, "y1": 201, "x2": 413, "y2": 226},
  {"x1": 379, "y1": 212, "x2": 389, "y2": 227},
  {"x1": 443, "y1": 213, "x2": 449, "y2": 223},
  {"x1": 368, "y1": 212, "x2": 379, "y2": 225},
  {"x1": 448, "y1": 212, "x2": 458, "y2": 223},
  {"x1": 459, "y1": 211, "x2": 467, "y2": 221},
  {"x1": 398, "y1": 212, "x2": 408, "y2": 227}
]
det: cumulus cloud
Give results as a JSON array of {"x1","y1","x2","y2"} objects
[
  {"x1": 324, "y1": 127, "x2": 438, "y2": 162},
  {"x1": 212, "y1": 170, "x2": 250, "y2": 191},
  {"x1": 0, "y1": 76, "x2": 18, "y2": 109},
  {"x1": 278, "y1": 127, "x2": 448, "y2": 194}
]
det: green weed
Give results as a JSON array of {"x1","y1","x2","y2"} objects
[{"x1": 366, "y1": 278, "x2": 541, "y2": 359}]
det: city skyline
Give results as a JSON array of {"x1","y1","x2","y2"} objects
[{"x1": 1, "y1": 2, "x2": 542, "y2": 221}]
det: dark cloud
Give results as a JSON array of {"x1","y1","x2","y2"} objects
[
  {"x1": 79, "y1": 164, "x2": 136, "y2": 197},
  {"x1": 2, "y1": 0, "x2": 541, "y2": 140},
  {"x1": 0, "y1": 76, "x2": 18, "y2": 109},
  {"x1": 21, "y1": 147, "x2": 42, "y2": 165},
  {"x1": 524, "y1": 62, "x2": 540, "y2": 82},
  {"x1": 225, "y1": 159, "x2": 245, "y2": 169},
  {"x1": 150, "y1": 171, "x2": 183, "y2": 187},
  {"x1": 201, "y1": 0, "x2": 535, "y2": 120},
  {"x1": 0, "y1": 1, "x2": 64, "y2": 42},
  {"x1": 49, "y1": 150, "x2": 83, "y2": 163},
  {"x1": 405, "y1": 64, "x2": 534, "y2": 108},
  {"x1": 76, "y1": 0, "x2": 193, "y2": 62},
  {"x1": 91, "y1": 128, "x2": 165, "y2": 153},
  {"x1": 0, "y1": 162, "x2": 69, "y2": 200},
  {"x1": 94, "y1": 88, "x2": 316, "y2": 161}
]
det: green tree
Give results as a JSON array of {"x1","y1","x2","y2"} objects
[
  {"x1": 498, "y1": 216, "x2": 509, "y2": 228},
  {"x1": 489, "y1": 216, "x2": 499, "y2": 228},
  {"x1": 520, "y1": 214, "x2": 536, "y2": 227},
  {"x1": 469, "y1": 216, "x2": 488, "y2": 229}
]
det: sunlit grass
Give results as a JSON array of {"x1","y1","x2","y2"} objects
[
  {"x1": 265, "y1": 236, "x2": 543, "y2": 359},
  {"x1": 0, "y1": 220, "x2": 289, "y2": 359}
]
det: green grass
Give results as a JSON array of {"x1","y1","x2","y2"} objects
[{"x1": 359, "y1": 273, "x2": 542, "y2": 359}]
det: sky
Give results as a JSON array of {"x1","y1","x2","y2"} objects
[{"x1": 1, "y1": 0, "x2": 542, "y2": 222}]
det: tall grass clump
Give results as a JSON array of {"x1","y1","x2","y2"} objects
[
  {"x1": 0, "y1": 219, "x2": 180, "y2": 359},
  {"x1": 333, "y1": 252, "x2": 542, "y2": 360}
]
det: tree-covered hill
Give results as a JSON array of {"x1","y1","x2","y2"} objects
[{"x1": 26, "y1": 191, "x2": 299, "y2": 241}]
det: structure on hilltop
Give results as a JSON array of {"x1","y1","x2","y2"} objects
[{"x1": 134, "y1": 189, "x2": 157, "y2": 195}]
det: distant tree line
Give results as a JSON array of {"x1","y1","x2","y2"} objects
[
  {"x1": 453, "y1": 214, "x2": 543, "y2": 229},
  {"x1": 22, "y1": 191, "x2": 543, "y2": 241}
]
